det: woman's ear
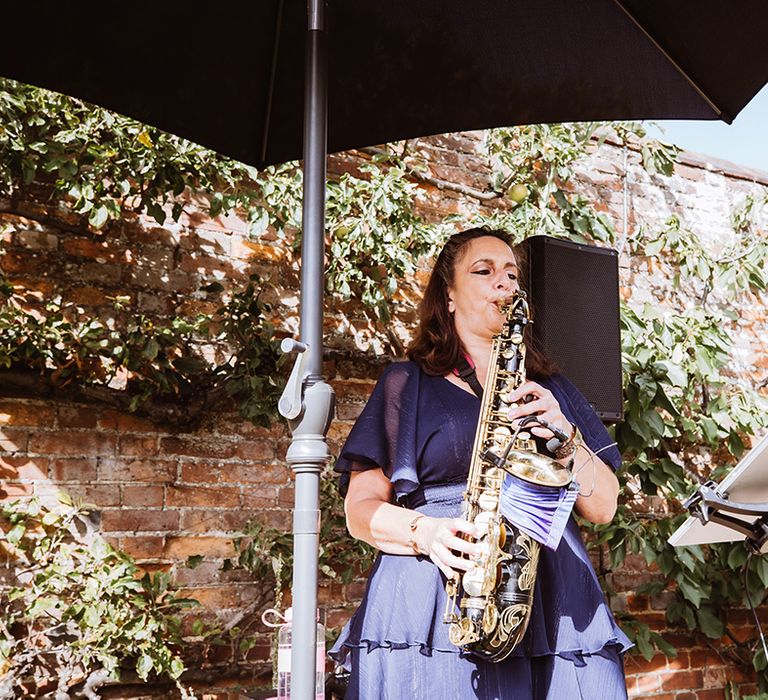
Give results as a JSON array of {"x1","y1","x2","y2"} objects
[{"x1": 447, "y1": 296, "x2": 455, "y2": 314}]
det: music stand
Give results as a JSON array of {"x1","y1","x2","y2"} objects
[{"x1": 669, "y1": 432, "x2": 768, "y2": 554}]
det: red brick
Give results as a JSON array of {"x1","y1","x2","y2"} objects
[
  {"x1": 660, "y1": 669, "x2": 703, "y2": 692},
  {"x1": 164, "y1": 536, "x2": 235, "y2": 559},
  {"x1": 335, "y1": 403, "x2": 364, "y2": 421},
  {"x1": 76, "y1": 485, "x2": 121, "y2": 507},
  {"x1": 178, "y1": 509, "x2": 258, "y2": 533},
  {"x1": 0, "y1": 251, "x2": 49, "y2": 274},
  {"x1": 180, "y1": 462, "x2": 287, "y2": 485},
  {"x1": 0, "y1": 402, "x2": 56, "y2": 427},
  {"x1": 626, "y1": 593, "x2": 650, "y2": 613},
  {"x1": 68, "y1": 286, "x2": 111, "y2": 306},
  {"x1": 97, "y1": 411, "x2": 121, "y2": 431},
  {"x1": 115, "y1": 413, "x2": 162, "y2": 433},
  {"x1": 210, "y1": 415, "x2": 283, "y2": 439},
  {"x1": 49, "y1": 458, "x2": 97, "y2": 482},
  {"x1": 160, "y1": 436, "x2": 237, "y2": 460},
  {"x1": 62, "y1": 237, "x2": 123, "y2": 262},
  {"x1": 98, "y1": 458, "x2": 177, "y2": 482},
  {"x1": 260, "y1": 509, "x2": 291, "y2": 529},
  {"x1": 0, "y1": 455, "x2": 47, "y2": 480},
  {"x1": 277, "y1": 486, "x2": 294, "y2": 507},
  {"x1": 234, "y1": 440, "x2": 276, "y2": 461},
  {"x1": 117, "y1": 435, "x2": 159, "y2": 456},
  {"x1": 238, "y1": 464, "x2": 290, "y2": 485},
  {"x1": 702, "y1": 664, "x2": 727, "y2": 688},
  {"x1": 625, "y1": 653, "x2": 669, "y2": 675},
  {"x1": 77, "y1": 261, "x2": 122, "y2": 285},
  {"x1": 0, "y1": 428, "x2": 30, "y2": 452},
  {"x1": 688, "y1": 650, "x2": 724, "y2": 668},
  {"x1": 695, "y1": 690, "x2": 729, "y2": 700},
  {"x1": 57, "y1": 405, "x2": 99, "y2": 429},
  {"x1": 122, "y1": 485, "x2": 164, "y2": 507},
  {"x1": 0, "y1": 482, "x2": 34, "y2": 498},
  {"x1": 28, "y1": 431, "x2": 116, "y2": 457},
  {"x1": 101, "y1": 509, "x2": 179, "y2": 532},
  {"x1": 176, "y1": 585, "x2": 239, "y2": 610},
  {"x1": 119, "y1": 535, "x2": 165, "y2": 560},
  {"x1": 665, "y1": 651, "x2": 690, "y2": 671},
  {"x1": 166, "y1": 485, "x2": 240, "y2": 508},
  {"x1": 240, "y1": 485, "x2": 280, "y2": 508},
  {"x1": 15, "y1": 229, "x2": 59, "y2": 250}
]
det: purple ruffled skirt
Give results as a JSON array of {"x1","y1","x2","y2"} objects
[{"x1": 330, "y1": 483, "x2": 630, "y2": 700}]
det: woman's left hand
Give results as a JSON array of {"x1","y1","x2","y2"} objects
[{"x1": 506, "y1": 380, "x2": 571, "y2": 440}]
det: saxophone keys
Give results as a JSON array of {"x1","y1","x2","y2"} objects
[
  {"x1": 462, "y1": 567, "x2": 486, "y2": 597},
  {"x1": 477, "y1": 491, "x2": 498, "y2": 511},
  {"x1": 473, "y1": 510, "x2": 494, "y2": 531}
]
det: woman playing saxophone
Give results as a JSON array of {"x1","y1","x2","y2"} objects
[{"x1": 330, "y1": 228, "x2": 630, "y2": 699}]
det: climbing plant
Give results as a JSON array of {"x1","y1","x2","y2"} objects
[
  {"x1": 0, "y1": 496, "x2": 197, "y2": 698},
  {"x1": 599, "y1": 196, "x2": 768, "y2": 678}
]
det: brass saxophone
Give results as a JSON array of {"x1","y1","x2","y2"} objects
[{"x1": 444, "y1": 291, "x2": 572, "y2": 662}]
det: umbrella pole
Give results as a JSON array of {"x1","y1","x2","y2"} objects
[{"x1": 284, "y1": 1, "x2": 332, "y2": 698}]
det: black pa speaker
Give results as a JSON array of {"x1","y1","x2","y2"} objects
[{"x1": 517, "y1": 235, "x2": 623, "y2": 422}]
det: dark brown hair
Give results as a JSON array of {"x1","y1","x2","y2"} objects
[{"x1": 406, "y1": 228, "x2": 557, "y2": 378}]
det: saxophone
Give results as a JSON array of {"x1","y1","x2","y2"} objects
[{"x1": 444, "y1": 291, "x2": 573, "y2": 662}]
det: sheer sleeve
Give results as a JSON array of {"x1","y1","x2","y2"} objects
[
  {"x1": 335, "y1": 361, "x2": 422, "y2": 498},
  {"x1": 543, "y1": 373, "x2": 622, "y2": 472}
]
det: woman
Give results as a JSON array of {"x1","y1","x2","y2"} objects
[{"x1": 330, "y1": 228, "x2": 631, "y2": 699}]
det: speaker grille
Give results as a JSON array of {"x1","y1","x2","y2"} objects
[{"x1": 522, "y1": 236, "x2": 623, "y2": 422}]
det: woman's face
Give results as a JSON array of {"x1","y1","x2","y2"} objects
[{"x1": 447, "y1": 236, "x2": 520, "y2": 341}]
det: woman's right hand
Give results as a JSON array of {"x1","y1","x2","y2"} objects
[{"x1": 413, "y1": 516, "x2": 485, "y2": 581}]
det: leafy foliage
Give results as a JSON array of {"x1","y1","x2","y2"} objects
[
  {"x1": 597, "y1": 196, "x2": 768, "y2": 677},
  {"x1": 0, "y1": 275, "x2": 283, "y2": 427},
  {"x1": 0, "y1": 497, "x2": 196, "y2": 698},
  {"x1": 0, "y1": 78, "x2": 276, "y2": 237},
  {"x1": 323, "y1": 162, "x2": 440, "y2": 322},
  {"x1": 483, "y1": 123, "x2": 619, "y2": 244}
]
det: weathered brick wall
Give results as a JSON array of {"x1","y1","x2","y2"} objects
[{"x1": 2, "y1": 134, "x2": 768, "y2": 697}]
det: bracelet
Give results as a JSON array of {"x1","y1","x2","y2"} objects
[
  {"x1": 553, "y1": 423, "x2": 583, "y2": 460},
  {"x1": 407, "y1": 514, "x2": 426, "y2": 555}
]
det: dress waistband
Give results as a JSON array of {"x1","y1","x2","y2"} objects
[{"x1": 401, "y1": 481, "x2": 466, "y2": 510}]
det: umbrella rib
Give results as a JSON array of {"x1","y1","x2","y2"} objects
[
  {"x1": 611, "y1": 0, "x2": 732, "y2": 123},
  {"x1": 260, "y1": 0, "x2": 285, "y2": 166}
]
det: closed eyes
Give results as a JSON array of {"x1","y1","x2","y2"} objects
[{"x1": 471, "y1": 269, "x2": 518, "y2": 280}]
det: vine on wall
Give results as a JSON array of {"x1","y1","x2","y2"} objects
[{"x1": 0, "y1": 497, "x2": 196, "y2": 698}]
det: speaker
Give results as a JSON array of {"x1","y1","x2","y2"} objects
[{"x1": 517, "y1": 235, "x2": 623, "y2": 422}]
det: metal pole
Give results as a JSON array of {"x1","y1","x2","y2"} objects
[{"x1": 287, "y1": 1, "x2": 331, "y2": 698}]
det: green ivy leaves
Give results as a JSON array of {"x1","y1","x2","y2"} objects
[{"x1": 0, "y1": 276, "x2": 283, "y2": 427}]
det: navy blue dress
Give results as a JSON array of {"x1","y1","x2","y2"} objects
[{"x1": 331, "y1": 361, "x2": 631, "y2": 700}]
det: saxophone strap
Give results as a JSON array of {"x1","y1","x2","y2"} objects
[{"x1": 454, "y1": 356, "x2": 484, "y2": 400}]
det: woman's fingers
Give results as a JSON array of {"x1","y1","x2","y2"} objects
[
  {"x1": 451, "y1": 517, "x2": 484, "y2": 540},
  {"x1": 423, "y1": 517, "x2": 486, "y2": 579},
  {"x1": 506, "y1": 381, "x2": 571, "y2": 438}
]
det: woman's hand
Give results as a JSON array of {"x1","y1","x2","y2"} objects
[
  {"x1": 506, "y1": 380, "x2": 571, "y2": 440},
  {"x1": 345, "y1": 469, "x2": 487, "y2": 573},
  {"x1": 413, "y1": 516, "x2": 485, "y2": 581}
]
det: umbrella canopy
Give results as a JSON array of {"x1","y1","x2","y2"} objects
[{"x1": 2, "y1": 0, "x2": 767, "y2": 169}]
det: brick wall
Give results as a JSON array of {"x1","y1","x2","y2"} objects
[{"x1": 2, "y1": 133, "x2": 768, "y2": 697}]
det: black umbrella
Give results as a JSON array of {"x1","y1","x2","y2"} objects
[
  {"x1": 2, "y1": 2, "x2": 768, "y2": 696},
  {"x1": 3, "y1": 1, "x2": 766, "y2": 168}
]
